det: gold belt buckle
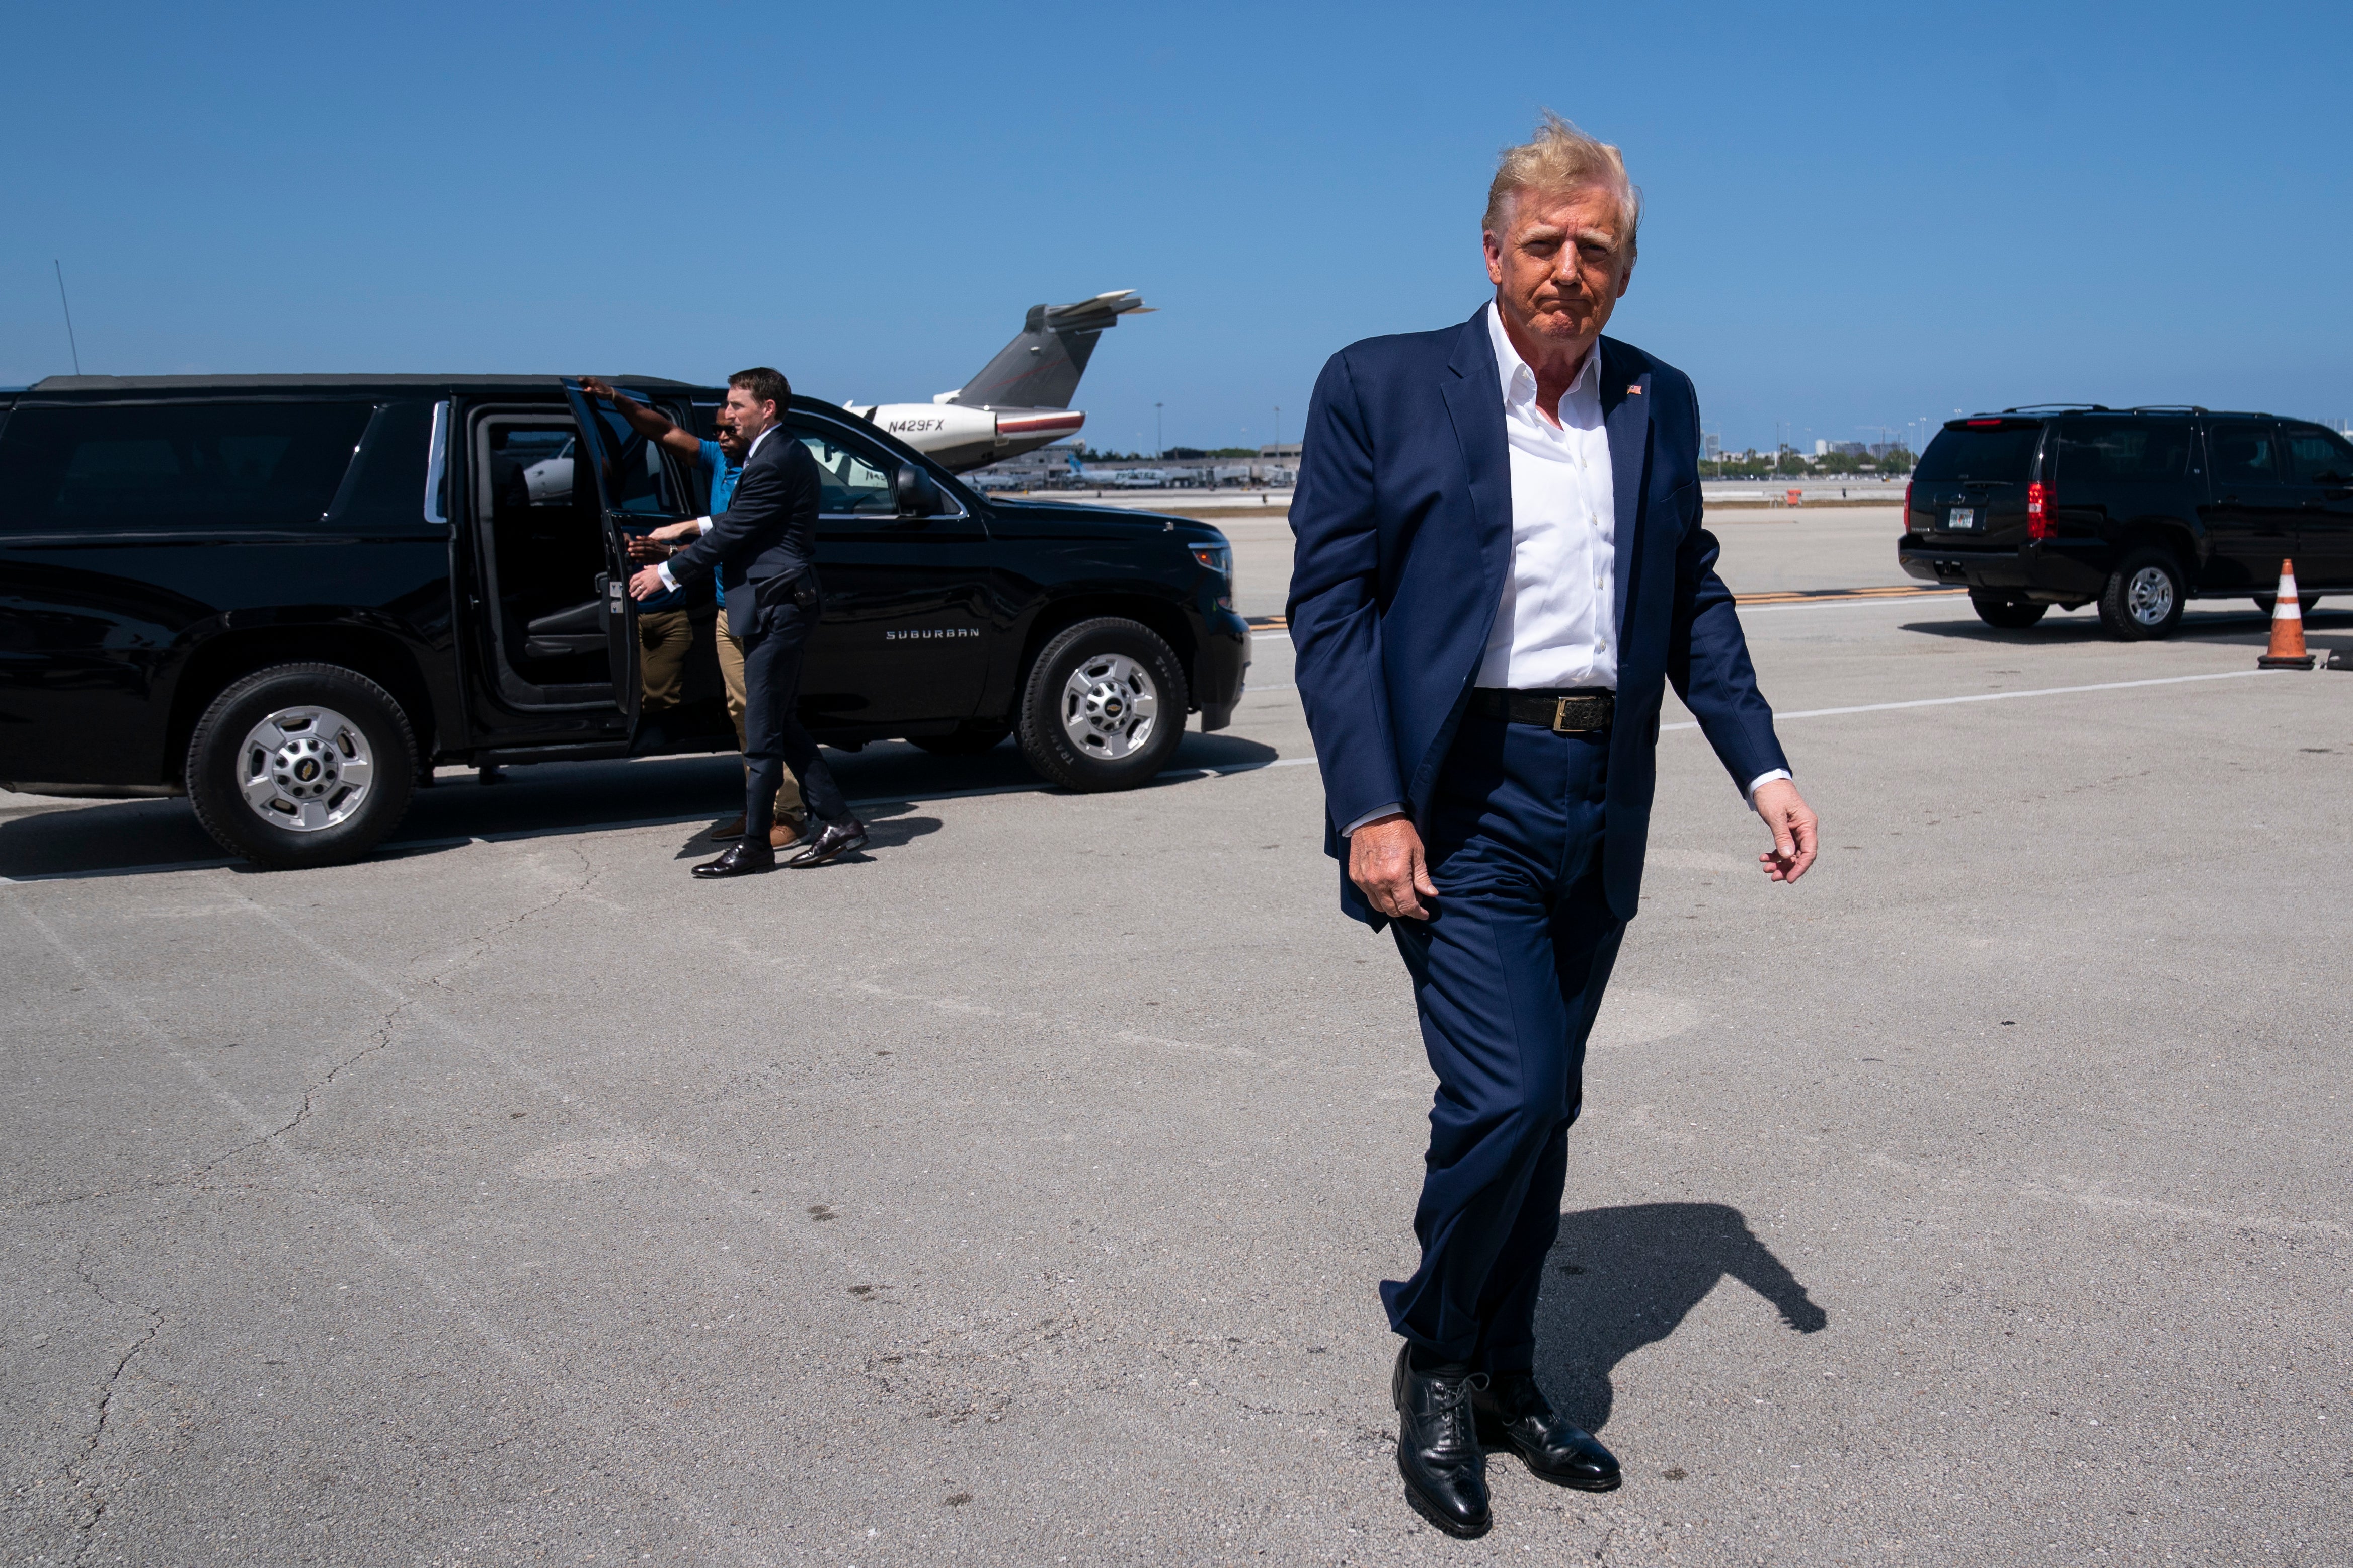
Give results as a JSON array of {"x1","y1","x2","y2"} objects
[{"x1": 1551, "y1": 695, "x2": 1608, "y2": 734}]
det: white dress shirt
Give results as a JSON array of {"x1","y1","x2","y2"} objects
[
  {"x1": 1341, "y1": 305, "x2": 1787, "y2": 832},
  {"x1": 1478, "y1": 301, "x2": 1617, "y2": 691},
  {"x1": 655, "y1": 422, "x2": 783, "y2": 594}
]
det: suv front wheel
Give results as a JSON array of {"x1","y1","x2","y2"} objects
[
  {"x1": 2096, "y1": 548, "x2": 2185, "y2": 640},
  {"x1": 1016, "y1": 617, "x2": 1189, "y2": 791},
  {"x1": 186, "y1": 663, "x2": 417, "y2": 869}
]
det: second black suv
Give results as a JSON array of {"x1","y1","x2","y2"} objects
[
  {"x1": 1898, "y1": 407, "x2": 2353, "y2": 637},
  {"x1": 0, "y1": 375, "x2": 1249, "y2": 867}
]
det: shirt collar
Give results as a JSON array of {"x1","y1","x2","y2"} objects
[
  {"x1": 747, "y1": 422, "x2": 782, "y2": 460},
  {"x1": 1486, "y1": 300, "x2": 1599, "y2": 416}
]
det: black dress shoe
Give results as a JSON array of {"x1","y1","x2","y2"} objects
[
  {"x1": 1473, "y1": 1370, "x2": 1620, "y2": 1491},
  {"x1": 1392, "y1": 1346, "x2": 1491, "y2": 1538},
  {"x1": 691, "y1": 839, "x2": 776, "y2": 878},
  {"x1": 785, "y1": 818, "x2": 868, "y2": 868}
]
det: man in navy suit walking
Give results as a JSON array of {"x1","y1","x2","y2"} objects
[
  {"x1": 1289, "y1": 115, "x2": 1820, "y2": 1537},
  {"x1": 628, "y1": 368, "x2": 868, "y2": 877}
]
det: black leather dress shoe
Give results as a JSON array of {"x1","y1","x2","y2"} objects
[
  {"x1": 785, "y1": 818, "x2": 868, "y2": 868},
  {"x1": 690, "y1": 839, "x2": 776, "y2": 878},
  {"x1": 1392, "y1": 1346, "x2": 1491, "y2": 1538},
  {"x1": 1473, "y1": 1371, "x2": 1620, "y2": 1491}
]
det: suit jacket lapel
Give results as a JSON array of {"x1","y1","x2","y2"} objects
[
  {"x1": 1600, "y1": 337, "x2": 1652, "y2": 641},
  {"x1": 1440, "y1": 309, "x2": 1512, "y2": 623}
]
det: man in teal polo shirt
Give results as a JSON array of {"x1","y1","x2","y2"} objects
[{"x1": 581, "y1": 379, "x2": 805, "y2": 844}]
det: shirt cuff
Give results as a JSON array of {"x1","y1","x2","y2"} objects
[
  {"x1": 1342, "y1": 803, "x2": 1406, "y2": 836},
  {"x1": 694, "y1": 516, "x2": 713, "y2": 535},
  {"x1": 1745, "y1": 769, "x2": 1791, "y2": 808},
  {"x1": 655, "y1": 561, "x2": 678, "y2": 593}
]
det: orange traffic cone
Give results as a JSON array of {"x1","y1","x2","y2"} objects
[{"x1": 2258, "y1": 558, "x2": 2316, "y2": 670}]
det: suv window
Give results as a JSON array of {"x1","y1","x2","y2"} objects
[
  {"x1": 798, "y1": 432, "x2": 897, "y2": 513},
  {"x1": 2281, "y1": 425, "x2": 2353, "y2": 483},
  {"x1": 2053, "y1": 419, "x2": 2191, "y2": 482},
  {"x1": 1916, "y1": 425, "x2": 2041, "y2": 483},
  {"x1": 0, "y1": 400, "x2": 374, "y2": 534},
  {"x1": 2205, "y1": 421, "x2": 2280, "y2": 486}
]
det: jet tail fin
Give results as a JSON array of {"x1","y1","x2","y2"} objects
[{"x1": 949, "y1": 290, "x2": 1153, "y2": 410}]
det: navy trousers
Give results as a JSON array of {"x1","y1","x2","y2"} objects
[
  {"x1": 740, "y1": 598, "x2": 847, "y2": 836},
  {"x1": 1380, "y1": 714, "x2": 1627, "y2": 1373}
]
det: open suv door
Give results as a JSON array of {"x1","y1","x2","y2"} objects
[{"x1": 560, "y1": 380, "x2": 700, "y2": 741}]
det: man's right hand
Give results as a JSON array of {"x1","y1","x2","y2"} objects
[{"x1": 1349, "y1": 814, "x2": 1438, "y2": 921}]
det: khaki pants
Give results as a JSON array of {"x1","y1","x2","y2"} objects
[
  {"x1": 638, "y1": 608, "x2": 693, "y2": 714},
  {"x1": 716, "y1": 621, "x2": 804, "y2": 818}
]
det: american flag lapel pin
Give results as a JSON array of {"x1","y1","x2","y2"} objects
[{"x1": 1627, "y1": 384, "x2": 1643, "y2": 395}]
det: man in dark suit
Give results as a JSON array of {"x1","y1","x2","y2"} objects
[
  {"x1": 1288, "y1": 115, "x2": 1820, "y2": 1537},
  {"x1": 629, "y1": 367, "x2": 867, "y2": 876}
]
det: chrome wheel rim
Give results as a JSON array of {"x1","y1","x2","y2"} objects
[
  {"x1": 237, "y1": 705, "x2": 374, "y2": 832},
  {"x1": 2126, "y1": 565, "x2": 2175, "y2": 626},
  {"x1": 1059, "y1": 652, "x2": 1159, "y2": 760}
]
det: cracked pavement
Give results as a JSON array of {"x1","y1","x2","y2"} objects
[{"x1": 3, "y1": 512, "x2": 2349, "y2": 1564}]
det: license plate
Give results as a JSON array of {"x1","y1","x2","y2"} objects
[{"x1": 1947, "y1": 508, "x2": 1979, "y2": 531}]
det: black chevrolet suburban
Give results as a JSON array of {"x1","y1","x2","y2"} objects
[
  {"x1": 1898, "y1": 407, "x2": 2353, "y2": 638},
  {"x1": 0, "y1": 375, "x2": 1248, "y2": 867}
]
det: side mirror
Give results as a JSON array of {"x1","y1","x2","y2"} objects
[{"x1": 893, "y1": 463, "x2": 940, "y2": 517}]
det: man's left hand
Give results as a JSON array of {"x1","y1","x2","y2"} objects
[
  {"x1": 626, "y1": 565, "x2": 668, "y2": 601},
  {"x1": 1751, "y1": 778, "x2": 1819, "y2": 884}
]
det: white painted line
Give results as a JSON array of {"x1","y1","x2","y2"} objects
[{"x1": 1660, "y1": 667, "x2": 2264, "y2": 730}]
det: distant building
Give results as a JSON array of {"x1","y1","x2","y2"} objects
[
  {"x1": 1258, "y1": 443, "x2": 1302, "y2": 460},
  {"x1": 1702, "y1": 431, "x2": 1722, "y2": 460}
]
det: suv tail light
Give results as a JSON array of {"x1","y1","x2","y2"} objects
[
  {"x1": 1903, "y1": 481, "x2": 1913, "y2": 530},
  {"x1": 2027, "y1": 481, "x2": 2053, "y2": 540}
]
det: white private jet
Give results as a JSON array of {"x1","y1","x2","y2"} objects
[{"x1": 841, "y1": 291, "x2": 1152, "y2": 472}]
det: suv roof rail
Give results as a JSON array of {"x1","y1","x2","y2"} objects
[
  {"x1": 1998, "y1": 403, "x2": 2110, "y2": 413},
  {"x1": 2124, "y1": 404, "x2": 2208, "y2": 414}
]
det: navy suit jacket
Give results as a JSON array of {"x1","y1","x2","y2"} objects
[
  {"x1": 1287, "y1": 307, "x2": 1789, "y2": 927},
  {"x1": 664, "y1": 424, "x2": 821, "y2": 638}
]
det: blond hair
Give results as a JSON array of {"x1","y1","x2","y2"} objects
[{"x1": 1483, "y1": 111, "x2": 1640, "y2": 250}]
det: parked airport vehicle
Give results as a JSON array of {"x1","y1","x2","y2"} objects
[
  {"x1": 1898, "y1": 407, "x2": 2353, "y2": 638},
  {"x1": 0, "y1": 374, "x2": 1247, "y2": 868},
  {"x1": 842, "y1": 290, "x2": 1152, "y2": 472}
]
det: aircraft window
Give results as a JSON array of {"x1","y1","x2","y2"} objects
[{"x1": 799, "y1": 436, "x2": 897, "y2": 514}]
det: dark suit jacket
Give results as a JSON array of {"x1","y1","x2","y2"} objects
[
  {"x1": 1287, "y1": 307, "x2": 1789, "y2": 927},
  {"x1": 664, "y1": 424, "x2": 821, "y2": 638}
]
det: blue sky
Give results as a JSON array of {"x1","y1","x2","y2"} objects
[{"x1": 4, "y1": 2, "x2": 2346, "y2": 454}]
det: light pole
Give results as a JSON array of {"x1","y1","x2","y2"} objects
[
  {"x1": 1155, "y1": 402, "x2": 1163, "y2": 459},
  {"x1": 1274, "y1": 406, "x2": 1282, "y2": 449}
]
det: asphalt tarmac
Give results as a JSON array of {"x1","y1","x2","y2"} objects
[{"x1": 4, "y1": 514, "x2": 2348, "y2": 1566}]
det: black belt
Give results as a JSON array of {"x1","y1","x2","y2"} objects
[{"x1": 1467, "y1": 687, "x2": 1615, "y2": 733}]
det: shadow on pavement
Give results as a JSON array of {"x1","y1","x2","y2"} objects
[
  {"x1": 1899, "y1": 605, "x2": 2351, "y2": 651},
  {"x1": 1533, "y1": 1202, "x2": 1827, "y2": 1432},
  {"x1": 0, "y1": 730, "x2": 1288, "y2": 882}
]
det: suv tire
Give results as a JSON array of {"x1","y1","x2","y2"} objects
[
  {"x1": 1016, "y1": 617, "x2": 1188, "y2": 791},
  {"x1": 1969, "y1": 591, "x2": 2048, "y2": 630},
  {"x1": 186, "y1": 663, "x2": 417, "y2": 869},
  {"x1": 2096, "y1": 548, "x2": 2185, "y2": 640}
]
